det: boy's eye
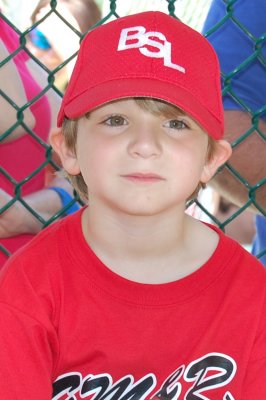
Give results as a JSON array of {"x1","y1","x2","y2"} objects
[
  {"x1": 104, "y1": 115, "x2": 127, "y2": 126},
  {"x1": 164, "y1": 119, "x2": 189, "y2": 130}
]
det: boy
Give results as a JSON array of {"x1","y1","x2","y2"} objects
[{"x1": 0, "y1": 11, "x2": 266, "y2": 399}]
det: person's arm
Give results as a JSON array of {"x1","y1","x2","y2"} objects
[
  {"x1": 0, "y1": 176, "x2": 80, "y2": 238},
  {"x1": 0, "y1": 40, "x2": 35, "y2": 141},
  {"x1": 211, "y1": 111, "x2": 266, "y2": 212}
]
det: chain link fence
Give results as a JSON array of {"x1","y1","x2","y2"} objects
[{"x1": 0, "y1": 0, "x2": 265, "y2": 263}]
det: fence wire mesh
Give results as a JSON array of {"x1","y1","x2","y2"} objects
[{"x1": 0, "y1": 0, "x2": 265, "y2": 263}]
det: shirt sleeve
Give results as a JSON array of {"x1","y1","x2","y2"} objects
[
  {"x1": 242, "y1": 291, "x2": 266, "y2": 399},
  {"x1": 0, "y1": 253, "x2": 59, "y2": 399}
]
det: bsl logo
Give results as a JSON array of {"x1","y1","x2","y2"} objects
[{"x1": 117, "y1": 25, "x2": 186, "y2": 73}]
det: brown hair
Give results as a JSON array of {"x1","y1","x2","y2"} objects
[{"x1": 61, "y1": 98, "x2": 218, "y2": 201}]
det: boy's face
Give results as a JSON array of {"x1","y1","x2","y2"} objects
[{"x1": 54, "y1": 99, "x2": 231, "y2": 216}]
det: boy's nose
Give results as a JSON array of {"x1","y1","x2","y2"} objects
[{"x1": 127, "y1": 125, "x2": 162, "y2": 159}]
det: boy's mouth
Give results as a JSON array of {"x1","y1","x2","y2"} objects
[{"x1": 120, "y1": 173, "x2": 165, "y2": 183}]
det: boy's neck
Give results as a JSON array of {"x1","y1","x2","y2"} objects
[
  {"x1": 82, "y1": 203, "x2": 187, "y2": 254},
  {"x1": 81, "y1": 205, "x2": 219, "y2": 284}
]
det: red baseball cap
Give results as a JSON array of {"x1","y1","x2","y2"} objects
[{"x1": 57, "y1": 11, "x2": 224, "y2": 139}]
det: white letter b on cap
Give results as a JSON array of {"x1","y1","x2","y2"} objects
[{"x1": 117, "y1": 26, "x2": 147, "y2": 50}]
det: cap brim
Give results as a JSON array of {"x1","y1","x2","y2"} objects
[{"x1": 58, "y1": 78, "x2": 223, "y2": 139}]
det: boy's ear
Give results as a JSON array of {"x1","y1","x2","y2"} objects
[
  {"x1": 49, "y1": 128, "x2": 81, "y2": 176},
  {"x1": 200, "y1": 139, "x2": 232, "y2": 184}
]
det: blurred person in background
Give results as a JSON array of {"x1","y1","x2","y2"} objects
[
  {"x1": 28, "y1": 0, "x2": 101, "y2": 90},
  {"x1": 0, "y1": 0, "x2": 101, "y2": 267},
  {"x1": 0, "y1": 15, "x2": 79, "y2": 268},
  {"x1": 202, "y1": 0, "x2": 266, "y2": 265}
]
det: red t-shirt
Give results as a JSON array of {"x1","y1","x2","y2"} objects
[
  {"x1": 0, "y1": 208, "x2": 266, "y2": 399},
  {"x1": 0, "y1": 17, "x2": 51, "y2": 265}
]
